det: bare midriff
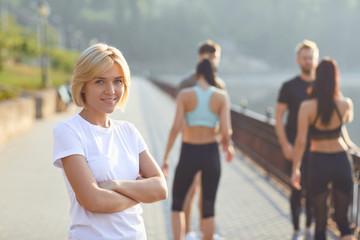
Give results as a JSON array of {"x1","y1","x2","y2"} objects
[
  {"x1": 310, "y1": 138, "x2": 348, "y2": 153},
  {"x1": 182, "y1": 126, "x2": 217, "y2": 144}
]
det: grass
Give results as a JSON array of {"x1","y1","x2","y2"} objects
[{"x1": 0, "y1": 62, "x2": 72, "y2": 101}]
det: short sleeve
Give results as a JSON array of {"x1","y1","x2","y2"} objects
[
  {"x1": 130, "y1": 124, "x2": 148, "y2": 154},
  {"x1": 277, "y1": 83, "x2": 289, "y2": 104},
  {"x1": 53, "y1": 123, "x2": 85, "y2": 168},
  {"x1": 177, "y1": 73, "x2": 196, "y2": 95}
]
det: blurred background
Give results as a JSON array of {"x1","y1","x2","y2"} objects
[{"x1": 0, "y1": 0, "x2": 359, "y2": 141}]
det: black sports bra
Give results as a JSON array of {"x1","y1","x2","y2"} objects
[{"x1": 308, "y1": 105, "x2": 343, "y2": 140}]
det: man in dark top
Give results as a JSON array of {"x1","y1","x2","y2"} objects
[
  {"x1": 177, "y1": 40, "x2": 225, "y2": 94},
  {"x1": 275, "y1": 40, "x2": 319, "y2": 240},
  {"x1": 177, "y1": 40, "x2": 226, "y2": 240}
]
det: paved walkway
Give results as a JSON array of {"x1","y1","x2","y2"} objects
[{"x1": 0, "y1": 77, "x2": 339, "y2": 239}]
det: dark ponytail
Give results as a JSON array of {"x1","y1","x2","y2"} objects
[
  {"x1": 196, "y1": 59, "x2": 217, "y2": 87},
  {"x1": 309, "y1": 58, "x2": 340, "y2": 125}
]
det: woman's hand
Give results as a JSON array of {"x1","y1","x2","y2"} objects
[
  {"x1": 98, "y1": 180, "x2": 115, "y2": 190},
  {"x1": 98, "y1": 176, "x2": 144, "y2": 191},
  {"x1": 225, "y1": 144, "x2": 234, "y2": 162},
  {"x1": 220, "y1": 139, "x2": 234, "y2": 162},
  {"x1": 136, "y1": 175, "x2": 144, "y2": 180},
  {"x1": 162, "y1": 159, "x2": 169, "y2": 178},
  {"x1": 291, "y1": 169, "x2": 302, "y2": 190}
]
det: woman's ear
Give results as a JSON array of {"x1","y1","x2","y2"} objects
[{"x1": 81, "y1": 83, "x2": 86, "y2": 93}]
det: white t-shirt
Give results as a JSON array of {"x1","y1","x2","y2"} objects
[{"x1": 53, "y1": 114, "x2": 148, "y2": 240}]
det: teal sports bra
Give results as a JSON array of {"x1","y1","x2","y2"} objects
[{"x1": 186, "y1": 86, "x2": 219, "y2": 128}]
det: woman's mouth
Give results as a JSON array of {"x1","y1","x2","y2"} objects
[{"x1": 102, "y1": 98, "x2": 116, "y2": 104}]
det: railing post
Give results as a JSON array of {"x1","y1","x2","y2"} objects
[
  {"x1": 241, "y1": 98, "x2": 248, "y2": 112},
  {"x1": 265, "y1": 106, "x2": 273, "y2": 123}
]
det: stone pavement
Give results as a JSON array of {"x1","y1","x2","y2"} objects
[{"x1": 0, "y1": 76, "x2": 339, "y2": 240}]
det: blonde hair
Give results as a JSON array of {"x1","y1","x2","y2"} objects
[
  {"x1": 71, "y1": 43, "x2": 131, "y2": 110},
  {"x1": 198, "y1": 40, "x2": 221, "y2": 55},
  {"x1": 295, "y1": 39, "x2": 319, "y2": 59}
]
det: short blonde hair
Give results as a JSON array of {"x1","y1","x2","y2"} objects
[
  {"x1": 198, "y1": 40, "x2": 221, "y2": 55},
  {"x1": 295, "y1": 39, "x2": 319, "y2": 59},
  {"x1": 71, "y1": 43, "x2": 131, "y2": 110}
]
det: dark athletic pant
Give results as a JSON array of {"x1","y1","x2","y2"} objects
[
  {"x1": 309, "y1": 151, "x2": 353, "y2": 240},
  {"x1": 172, "y1": 142, "x2": 220, "y2": 218}
]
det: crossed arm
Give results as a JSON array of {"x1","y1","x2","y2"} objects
[
  {"x1": 62, "y1": 151, "x2": 167, "y2": 214},
  {"x1": 98, "y1": 150, "x2": 168, "y2": 204}
]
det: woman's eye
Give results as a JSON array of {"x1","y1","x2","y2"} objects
[
  {"x1": 115, "y1": 79, "x2": 123, "y2": 84},
  {"x1": 95, "y1": 79, "x2": 104, "y2": 84}
]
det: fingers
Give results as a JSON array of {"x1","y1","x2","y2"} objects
[
  {"x1": 226, "y1": 153, "x2": 233, "y2": 162},
  {"x1": 136, "y1": 175, "x2": 144, "y2": 180},
  {"x1": 226, "y1": 148, "x2": 234, "y2": 162},
  {"x1": 161, "y1": 162, "x2": 168, "y2": 178},
  {"x1": 162, "y1": 169, "x2": 168, "y2": 178},
  {"x1": 291, "y1": 173, "x2": 302, "y2": 190},
  {"x1": 292, "y1": 181, "x2": 302, "y2": 190}
]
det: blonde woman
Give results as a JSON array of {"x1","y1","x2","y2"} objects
[{"x1": 53, "y1": 43, "x2": 167, "y2": 239}]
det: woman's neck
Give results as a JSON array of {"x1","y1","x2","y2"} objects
[
  {"x1": 79, "y1": 109, "x2": 110, "y2": 128},
  {"x1": 196, "y1": 77, "x2": 211, "y2": 90}
]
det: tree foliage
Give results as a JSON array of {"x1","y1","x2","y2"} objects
[
  {"x1": 3, "y1": 0, "x2": 360, "y2": 73},
  {"x1": 0, "y1": 15, "x2": 39, "y2": 70},
  {"x1": 0, "y1": 10, "x2": 79, "y2": 74}
]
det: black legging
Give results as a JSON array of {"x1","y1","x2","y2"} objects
[
  {"x1": 172, "y1": 142, "x2": 220, "y2": 218},
  {"x1": 309, "y1": 151, "x2": 353, "y2": 240}
]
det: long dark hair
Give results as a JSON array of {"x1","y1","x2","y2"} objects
[
  {"x1": 196, "y1": 58, "x2": 218, "y2": 87},
  {"x1": 309, "y1": 58, "x2": 340, "y2": 125}
]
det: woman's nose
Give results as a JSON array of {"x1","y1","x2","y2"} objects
[{"x1": 105, "y1": 83, "x2": 115, "y2": 94}]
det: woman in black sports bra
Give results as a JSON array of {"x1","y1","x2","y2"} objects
[
  {"x1": 291, "y1": 58, "x2": 359, "y2": 240},
  {"x1": 308, "y1": 103, "x2": 343, "y2": 140}
]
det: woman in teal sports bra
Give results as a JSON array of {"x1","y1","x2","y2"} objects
[
  {"x1": 162, "y1": 59, "x2": 234, "y2": 240},
  {"x1": 291, "y1": 58, "x2": 359, "y2": 240}
]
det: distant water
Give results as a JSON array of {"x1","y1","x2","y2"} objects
[{"x1": 155, "y1": 72, "x2": 360, "y2": 144}]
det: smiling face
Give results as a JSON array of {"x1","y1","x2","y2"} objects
[{"x1": 82, "y1": 63, "x2": 125, "y2": 117}]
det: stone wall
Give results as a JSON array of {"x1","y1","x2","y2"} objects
[
  {"x1": 0, "y1": 88, "x2": 60, "y2": 145},
  {"x1": 34, "y1": 89, "x2": 58, "y2": 119},
  {"x1": 0, "y1": 97, "x2": 36, "y2": 145}
]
